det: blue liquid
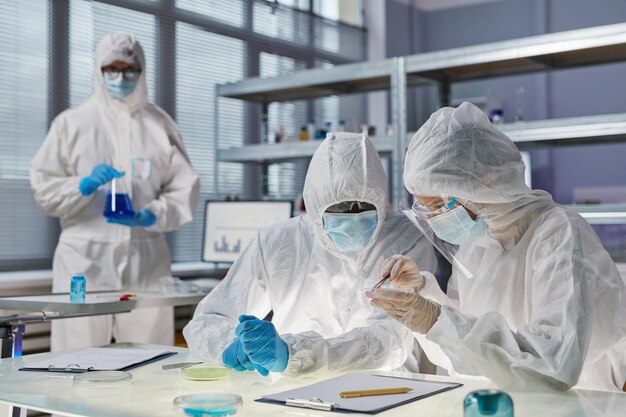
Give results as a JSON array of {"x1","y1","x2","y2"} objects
[
  {"x1": 183, "y1": 407, "x2": 236, "y2": 416},
  {"x1": 464, "y1": 390, "x2": 513, "y2": 417},
  {"x1": 70, "y1": 275, "x2": 86, "y2": 304},
  {"x1": 104, "y1": 192, "x2": 135, "y2": 219}
]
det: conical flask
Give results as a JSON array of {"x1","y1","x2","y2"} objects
[{"x1": 103, "y1": 178, "x2": 135, "y2": 219}]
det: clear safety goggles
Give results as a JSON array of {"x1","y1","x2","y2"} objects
[
  {"x1": 411, "y1": 197, "x2": 461, "y2": 220},
  {"x1": 101, "y1": 67, "x2": 142, "y2": 82},
  {"x1": 325, "y1": 201, "x2": 376, "y2": 214},
  {"x1": 403, "y1": 196, "x2": 474, "y2": 279}
]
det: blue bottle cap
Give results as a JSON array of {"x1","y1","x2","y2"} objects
[{"x1": 464, "y1": 389, "x2": 513, "y2": 417}]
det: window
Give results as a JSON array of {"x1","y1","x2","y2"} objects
[
  {"x1": 260, "y1": 53, "x2": 308, "y2": 199},
  {"x1": 0, "y1": 0, "x2": 365, "y2": 268},
  {"x1": 0, "y1": 1, "x2": 54, "y2": 269},
  {"x1": 69, "y1": 0, "x2": 157, "y2": 107},
  {"x1": 0, "y1": 1, "x2": 48, "y2": 180},
  {"x1": 177, "y1": 0, "x2": 245, "y2": 27},
  {"x1": 176, "y1": 24, "x2": 245, "y2": 195}
]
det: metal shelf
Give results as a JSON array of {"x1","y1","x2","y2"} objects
[
  {"x1": 217, "y1": 59, "x2": 407, "y2": 102},
  {"x1": 217, "y1": 112, "x2": 626, "y2": 164},
  {"x1": 215, "y1": 22, "x2": 626, "y2": 213},
  {"x1": 218, "y1": 23, "x2": 626, "y2": 103},
  {"x1": 405, "y1": 22, "x2": 626, "y2": 82},
  {"x1": 499, "y1": 113, "x2": 626, "y2": 146},
  {"x1": 219, "y1": 137, "x2": 394, "y2": 163},
  {"x1": 566, "y1": 204, "x2": 626, "y2": 225}
]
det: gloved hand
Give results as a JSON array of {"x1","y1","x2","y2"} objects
[
  {"x1": 221, "y1": 338, "x2": 269, "y2": 376},
  {"x1": 370, "y1": 288, "x2": 441, "y2": 334},
  {"x1": 78, "y1": 164, "x2": 123, "y2": 196},
  {"x1": 106, "y1": 208, "x2": 157, "y2": 227},
  {"x1": 379, "y1": 255, "x2": 425, "y2": 290},
  {"x1": 235, "y1": 315, "x2": 289, "y2": 374}
]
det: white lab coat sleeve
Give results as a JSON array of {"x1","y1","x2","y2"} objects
[
  {"x1": 144, "y1": 140, "x2": 200, "y2": 233},
  {"x1": 425, "y1": 236, "x2": 590, "y2": 391},
  {"x1": 282, "y1": 315, "x2": 417, "y2": 376},
  {"x1": 281, "y1": 236, "x2": 437, "y2": 376},
  {"x1": 30, "y1": 116, "x2": 93, "y2": 219},
  {"x1": 183, "y1": 234, "x2": 272, "y2": 362}
]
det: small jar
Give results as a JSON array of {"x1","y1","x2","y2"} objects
[{"x1": 463, "y1": 389, "x2": 513, "y2": 417}]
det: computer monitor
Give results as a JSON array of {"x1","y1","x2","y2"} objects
[{"x1": 202, "y1": 200, "x2": 293, "y2": 263}]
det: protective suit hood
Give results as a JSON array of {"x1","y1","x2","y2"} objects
[
  {"x1": 94, "y1": 33, "x2": 148, "y2": 113},
  {"x1": 404, "y1": 102, "x2": 554, "y2": 246},
  {"x1": 303, "y1": 133, "x2": 387, "y2": 253}
]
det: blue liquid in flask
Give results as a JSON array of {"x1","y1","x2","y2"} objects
[
  {"x1": 104, "y1": 193, "x2": 135, "y2": 218},
  {"x1": 103, "y1": 179, "x2": 135, "y2": 219}
]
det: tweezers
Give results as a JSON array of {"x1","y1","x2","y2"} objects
[{"x1": 372, "y1": 274, "x2": 390, "y2": 290}]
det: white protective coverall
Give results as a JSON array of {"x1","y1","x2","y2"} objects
[
  {"x1": 403, "y1": 102, "x2": 626, "y2": 392},
  {"x1": 184, "y1": 133, "x2": 437, "y2": 376},
  {"x1": 30, "y1": 33, "x2": 200, "y2": 351}
]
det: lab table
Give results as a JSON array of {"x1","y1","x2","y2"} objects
[
  {"x1": 0, "y1": 292, "x2": 205, "y2": 357},
  {"x1": 0, "y1": 344, "x2": 624, "y2": 417}
]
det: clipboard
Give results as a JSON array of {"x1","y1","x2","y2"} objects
[
  {"x1": 19, "y1": 347, "x2": 177, "y2": 373},
  {"x1": 258, "y1": 373, "x2": 462, "y2": 414}
]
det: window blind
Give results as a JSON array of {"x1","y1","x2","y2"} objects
[
  {"x1": 69, "y1": 0, "x2": 157, "y2": 107},
  {"x1": 0, "y1": 1, "x2": 55, "y2": 270},
  {"x1": 0, "y1": 0, "x2": 365, "y2": 267}
]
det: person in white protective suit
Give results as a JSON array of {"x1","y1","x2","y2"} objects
[
  {"x1": 30, "y1": 33, "x2": 200, "y2": 351},
  {"x1": 183, "y1": 132, "x2": 437, "y2": 376},
  {"x1": 370, "y1": 102, "x2": 626, "y2": 392}
]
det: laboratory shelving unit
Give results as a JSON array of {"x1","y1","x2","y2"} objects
[{"x1": 215, "y1": 22, "x2": 626, "y2": 220}]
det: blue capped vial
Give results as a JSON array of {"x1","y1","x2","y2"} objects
[
  {"x1": 70, "y1": 273, "x2": 86, "y2": 303},
  {"x1": 464, "y1": 389, "x2": 514, "y2": 417}
]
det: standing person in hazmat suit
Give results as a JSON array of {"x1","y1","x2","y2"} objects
[
  {"x1": 370, "y1": 102, "x2": 626, "y2": 392},
  {"x1": 31, "y1": 33, "x2": 200, "y2": 351},
  {"x1": 184, "y1": 133, "x2": 437, "y2": 376}
]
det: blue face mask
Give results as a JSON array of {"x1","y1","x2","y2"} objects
[
  {"x1": 426, "y1": 205, "x2": 486, "y2": 245},
  {"x1": 322, "y1": 210, "x2": 378, "y2": 253},
  {"x1": 103, "y1": 77, "x2": 138, "y2": 100}
]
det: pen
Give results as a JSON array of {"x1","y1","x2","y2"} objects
[{"x1": 339, "y1": 387, "x2": 412, "y2": 398}]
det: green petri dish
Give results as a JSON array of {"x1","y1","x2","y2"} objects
[
  {"x1": 182, "y1": 364, "x2": 230, "y2": 381},
  {"x1": 174, "y1": 393, "x2": 242, "y2": 416}
]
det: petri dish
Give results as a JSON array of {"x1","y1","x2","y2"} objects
[
  {"x1": 73, "y1": 371, "x2": 133, "y2": 389},
  {"x1": 182, "y1": 364, "x2": 230, "y2": 381},
  {"x1": 174, "y1": 393, "x2": 242, "y2": 416},
  {"x1": 363, "y1": 287, "x2": 414, "y2": 299}
]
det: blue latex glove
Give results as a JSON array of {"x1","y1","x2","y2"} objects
[
  {"x1": 235, "y1": 315, "x2": 289, "y2": 374},
  {"x1": 79, "y1": 164, "x2": 123, "y2": 196},
  {"x1": 106, "y1": 208, "x2": 156, "y2": 227},
  {"x1": 221, "y1": 338, "x2": 269, "y2": 376}
]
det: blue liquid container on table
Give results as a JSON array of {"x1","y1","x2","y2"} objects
[
  {"x1": 70, "y1": 273, "x2": 86, "y2": 303},
  {"x1": 103, "y1": 178, "x2": 135, "y2": 219},
  {"x1": 464, "y1": 390, "x2": 514, "y2": 417}
]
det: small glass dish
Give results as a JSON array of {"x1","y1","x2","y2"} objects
[
  {"x1": 73, "y1": 371, "x2": 133, "y2": 389},
  {"x1": 363, "y1": 287, "x2": 415, "y2": 300},
  {"x1": 182, "y1": 364, "x2": 230, "y2": 381},
  {"x1": 173, "y1": 393, "x2": 242, "y2": 416}
]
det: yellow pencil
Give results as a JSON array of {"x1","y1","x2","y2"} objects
[{"x1": 339, "y1": 387, "x2": 412, "y2": 398}]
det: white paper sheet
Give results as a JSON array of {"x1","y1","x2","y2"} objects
[
  {"x1": 22, "y1": 347, "x2": 173, "y2": 372},
  {"x1": 261, "y1": 373, "x2": 461, "y2": 414}
]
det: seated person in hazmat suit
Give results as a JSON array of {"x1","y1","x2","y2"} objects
[
  {"x1": 370, "y1": 102, "x2": 626, "y2": 392},
  {"x1": 184, "y1": 132, "x2": 437, "y2": 376}
]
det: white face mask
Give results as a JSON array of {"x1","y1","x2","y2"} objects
[{"x1": 426, "y1": 205, "x2": 486, "y2": 245}]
